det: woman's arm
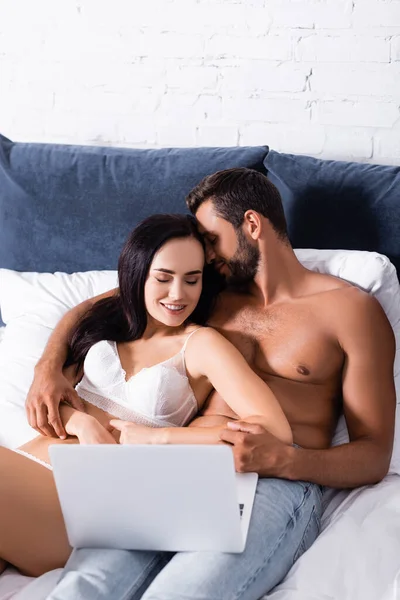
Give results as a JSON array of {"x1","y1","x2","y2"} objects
[
  {"x1": 60, "y1": 365, "x2": 117, "y2": 444},
  {"x1": 184, "y1": 328, "x2": 293, "y2": 444},
  {"x1": 110, "y1": 419, "x2": 234, "y2": 445},
  {"x1": 112, "y1": 328, "x2": 293, "y2": 446},
  {"x1": 25, "y1": 288, "x2": 117, "y2": 438},
  {"x1": 59, "y1": 403, "x2": 117, "y2": 444}
]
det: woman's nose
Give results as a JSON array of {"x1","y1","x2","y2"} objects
[{"x1": 169, "y1": 281, "x2": 184, "y2": 300}]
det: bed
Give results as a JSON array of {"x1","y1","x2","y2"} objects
[{"x1": 0, "y1": 135, "x2": 399, "y2": 599}]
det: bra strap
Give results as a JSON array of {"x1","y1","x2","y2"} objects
[{"x1": 181, "y1": 327, "x2": 203, "y2": 353}]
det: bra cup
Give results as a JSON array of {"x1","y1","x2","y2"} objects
[
  {"x1": 77, "y1": 340, "x2": 198, "y2": 427},
  {"x1": 78, "y1": 340, "x2": 125, "y2": 392},
  {"x1": 126, "y1": 364, "x2": 195, "y2": 420}
]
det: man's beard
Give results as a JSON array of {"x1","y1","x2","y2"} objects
[{"x1": 225, "y1": 228, "x2": 260, "y2": 286}]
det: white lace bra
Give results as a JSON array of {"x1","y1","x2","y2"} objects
[{"x1": 75, "y1": 330, "x2": 200, "y2": 428}]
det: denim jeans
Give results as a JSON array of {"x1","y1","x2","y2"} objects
[{"x1": 47, "y1": 478, "x2": 322, "y2": 600}]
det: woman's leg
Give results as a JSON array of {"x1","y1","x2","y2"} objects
[
  {"x1": 0, "y1": 446, "x2": 71, "y2": 577},
  {"x1": 47, "y1": 548, "x2": 171, "y2": 600}
]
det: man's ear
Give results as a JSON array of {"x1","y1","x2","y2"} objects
[{"x1": 243, "y1": 210, "x2": 262, "y2": 240}]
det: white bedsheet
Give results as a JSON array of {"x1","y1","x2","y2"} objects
[
  {"x1": 0, "y1": 476, "x2": 399, "y2": 600},
  {"x1": 0, "y1": 569, "x2": 61, "y2": 600},
  {"x1": 265, "y1": 475, "x2": 400, "y2": 600}
]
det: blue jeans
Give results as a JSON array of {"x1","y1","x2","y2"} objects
[{"x1": 47, "y1": 479, "x2": 322, "y2": 600}]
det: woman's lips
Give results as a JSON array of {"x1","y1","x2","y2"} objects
[{"x1": 160, "y1": 303, "x2": 186, "y2": 316}]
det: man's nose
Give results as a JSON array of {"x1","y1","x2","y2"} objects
[{"x1": 205, "y1": 242, "x2": 216, "y2": 264}]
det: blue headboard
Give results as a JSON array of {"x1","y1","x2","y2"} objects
[
  {"x1": 265, "y1": 150, "x2": 400, "y2": 278},
  {"x1": 0, "y1": 134, "x2": 268, "y2": 274},
  {"x1": 1, "y1": 133, "x2": 399, "y2": 326}
]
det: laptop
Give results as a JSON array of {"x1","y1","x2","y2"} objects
[{"x1": 49, "y1": 444, "x2": 258, "y2": 553}]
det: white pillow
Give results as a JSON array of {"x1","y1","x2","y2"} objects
[
  {"x1": 0, "y1": 251, "x2": 399, "y2": 473},
  {"x1": 0, "y1": 270, "x2": 118, "y2": 448}
]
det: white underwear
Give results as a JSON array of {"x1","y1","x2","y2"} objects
[{"x1": 13, "y1": 449, "x2": 53, "y2": 470}]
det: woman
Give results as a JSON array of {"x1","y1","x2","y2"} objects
[{"x1": 0, "y1": 214, "x2": 292, "y2": 577}]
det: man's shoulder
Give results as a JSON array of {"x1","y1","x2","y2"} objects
[
  {"x1": 305, "y1": 269, "x2": 351, "y2": 294},
  {"x1": 304, "y1": 271, "x2": 383, "y2": 320},
  {"x1": 332, "y1": 283, "x2": 385, "y2": 320},
  {"x1": 302, "y1": 270, "x2": 373, "y2": 307},
  {"x1": 310, "y1": 271, "x2": 374, "y2": 306},
  {"x1": 317, "y1": 277, "x2": 393, "y2": 348}
]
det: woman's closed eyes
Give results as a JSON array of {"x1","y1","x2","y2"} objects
[{"x1": 155, "y1": 277, "x2": 200, "y2": 286}]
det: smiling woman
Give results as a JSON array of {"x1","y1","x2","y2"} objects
[{"x1": 64, "y1": 214, "x2": 219, "y2": 369}]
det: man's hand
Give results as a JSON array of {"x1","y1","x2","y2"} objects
[
  {"x1": 26, "y1": 365, "x2": 85, "y2": 439},
  {"x1": 219, "y1": 421, "x2": 294, "y2": 477},
  {"x1": 110, "y1": 420, "x2": 157, "y2": 445}
]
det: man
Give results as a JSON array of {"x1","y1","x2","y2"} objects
[{"x1": 26, "y1": 168, "x2": 396, "y2": 600}]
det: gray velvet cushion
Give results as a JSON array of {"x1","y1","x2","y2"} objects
[{"x1": 265, "y1": 150, "x2": 400, "y2": 279}]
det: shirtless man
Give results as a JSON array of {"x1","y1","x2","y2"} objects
[{"x1": 26, "y1": 168, "x2": 396, "y2": 600}]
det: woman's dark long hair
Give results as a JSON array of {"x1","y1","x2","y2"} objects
[{"x1": 65, "y1": 214, "x2": 223, "y2": 370}]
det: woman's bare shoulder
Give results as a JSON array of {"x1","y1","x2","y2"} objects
[{"x1": 184, "y1": 325, "x2": 228, "y2": 351}]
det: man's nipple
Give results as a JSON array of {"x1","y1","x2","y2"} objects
[{"x1": 296, "y1": 365, "x2": 310, "y2": 376}]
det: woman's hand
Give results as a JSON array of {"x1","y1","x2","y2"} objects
[
  {"x1": 109, "y1": 420, "x2": 158, "y2": 445},
  {"x1": 67, "y1": 412, "x2": 117, "y2": 445}
]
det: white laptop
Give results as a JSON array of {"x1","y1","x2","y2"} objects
[{"x1": 49, "y1": 444, "x2": 258, "y2": 553}]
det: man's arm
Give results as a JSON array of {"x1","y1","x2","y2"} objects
[
  {"x1": 221, "y1": 291, "x2": 396, "y2": 488},
  {"x1": 26, "y1": 288, "x2": 117, "y2": 438}
]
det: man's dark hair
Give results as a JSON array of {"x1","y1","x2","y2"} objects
[{"x1": 186, "y1": 167, "x2": 288, "y2": 239}]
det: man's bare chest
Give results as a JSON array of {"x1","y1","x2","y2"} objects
[{"x1": 210, "y1": 301, "x2": 343, "y2": 384}]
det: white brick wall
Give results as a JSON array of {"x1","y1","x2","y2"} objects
[{"x1": 0, "y1": 0, "x2": 400, "y2": 164}]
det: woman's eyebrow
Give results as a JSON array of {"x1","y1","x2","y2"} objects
[{"x1": 154, "y1": 268, "x2": 202, "y2": 275}]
